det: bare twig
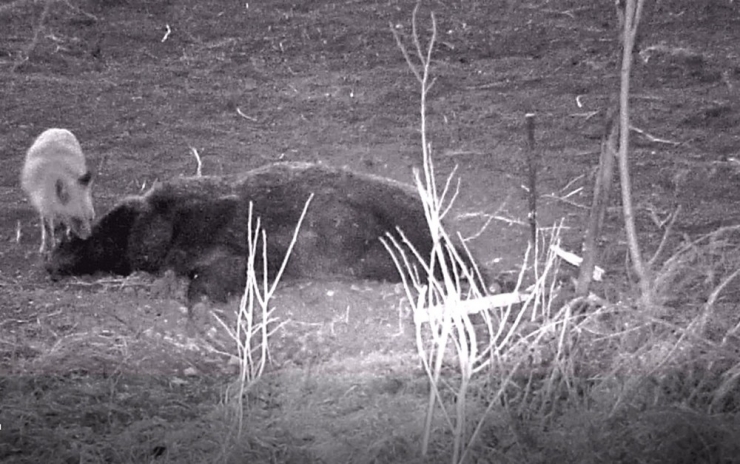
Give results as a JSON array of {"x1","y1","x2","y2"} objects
[
  {"x1": 616, "y1": 0, "x2": 652, "y2": 307},
  {"x1": 12, "y1": 0, "x2": 54, "y2": 72},
  {"x1": 542, "y1": 193, "x2": 589, "y2": 209},
  {"x1": 576, "y1": 107, "x2": 618, "y2": 297},
  {"x1": 62, "y1": 0, "x2": 98, "y2": 21},
  {"x1": 630, "y1": 125, "x2": 680, "y2": 146},
  {"x1": 236, "y1": 107, "x2": 258, "y2": 121},
  {"x1": 214, "y1": 195, "x2": 313, "y2": 436},
  {"x1": 525, "y1": 113, "x2": 537, "y2": 247},
  {"x1": 189, "y1": 147, "x2": 202, "y2": 177},
  {"x1": 553, "y1": 245, "x2": 604, "y2": 281},
  {"x1": 648, "y1": 205, "x2": 681, "y2": 267},
  {"x1": 161, "y1": 24, "x2": 172, "y2": 43}
]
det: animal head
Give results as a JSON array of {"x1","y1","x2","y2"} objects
[
  {"x1": 46, "y1": 196, "x2": 146, "y2": 278},
  {"x1": 55, "y1": 169, "x2": 95, "y2": 239}
]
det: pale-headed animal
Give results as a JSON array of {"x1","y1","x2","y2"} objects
[{"x1": 21, "y1": 128, "x2": 95, "y2": 253}]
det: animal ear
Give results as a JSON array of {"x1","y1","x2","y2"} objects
[
  {"x1": 56, "y1": 179, "x2": 71, "y2": 204},
  {"x1": 79, "y1": 171, "x2": 93, "y2": 186}
]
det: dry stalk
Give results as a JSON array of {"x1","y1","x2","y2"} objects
[
  {"x1": 647, "y1": 205, "x2": 681, "y2": 267},
  {"x1": 525, "y1": 113, "x2": 537, "y2": 247},
  {"x1": 189, "y1": 147, "x2": 203, "y2": 177},
  {"x1": 392, "y1": 10, "x2": 467, "y2": 461},
  {"x1": 388, "y1": 5, "x2": 566, "y2": 462},
  {"x1": 616, "y1": 0, "x2": 652, "y2": 307},
  {"x1": 12, "y1": 0, "x2": 54, "y2": 72},
  {"x1": 213, "y1": 195, "x2": 313, "y2": 436},
  {"x1": 576, "y1": 107, "x2": 618, "y2": 297}
]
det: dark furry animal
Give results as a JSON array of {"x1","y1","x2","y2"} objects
[{"x1": 47, "y1": 162, "x2": 472, "y2": 302}]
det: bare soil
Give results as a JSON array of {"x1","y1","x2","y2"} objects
[{"x1": 0, "y1": 0, "x2": 739, "y2": 462}]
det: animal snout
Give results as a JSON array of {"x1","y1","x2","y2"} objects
[{"x1": 70, "y1": 216, "x2": 93, "y2": 239}]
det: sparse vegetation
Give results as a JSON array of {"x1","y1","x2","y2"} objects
[
  {"x1": 213, "y1": 197, "x2": 312, "y2": 436},
  {"x1": 1, "y1": 0, "x2": 740, "y2": 463}
]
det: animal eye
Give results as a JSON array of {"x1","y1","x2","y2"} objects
[{"x1": 79, "y1": 171, "x2": 93, "y2": 186}]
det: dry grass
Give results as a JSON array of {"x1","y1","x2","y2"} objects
[{"x1": 2, "y1": 1, "x2": 740, "y2": 463}]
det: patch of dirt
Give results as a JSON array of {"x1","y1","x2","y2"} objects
[{"x1": 1, "y1": 0, "x2": 739, "y2": 461}]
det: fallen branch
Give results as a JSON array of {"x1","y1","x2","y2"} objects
[
  {"x1": 630, "y1": 125, "x2": 681, "y2": 146},
  {"x1": 189, "y1": 146, "x2": 202, "y2": 176}
]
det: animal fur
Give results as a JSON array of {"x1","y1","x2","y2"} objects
[
  {"x1": 21, "y1": 128, "x2": 95, "y2": 253},
  {"x1": 47, "y1": 162, "x2": 473, "y2": 302}
]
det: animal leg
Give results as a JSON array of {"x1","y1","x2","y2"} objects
[
  {"x1": 48, "y1": 217, "x2": 58, "y2": 250},
  {"x1": 39, "y1": 216, "x2": 58, "y2": 254},
  {"x1": 38, "y1": 215, "x2": 48, "y2": 253}
]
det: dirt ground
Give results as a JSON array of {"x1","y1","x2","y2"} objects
[{"x1": 1, "y1": 0, "x2": 739, "y2": 462}]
